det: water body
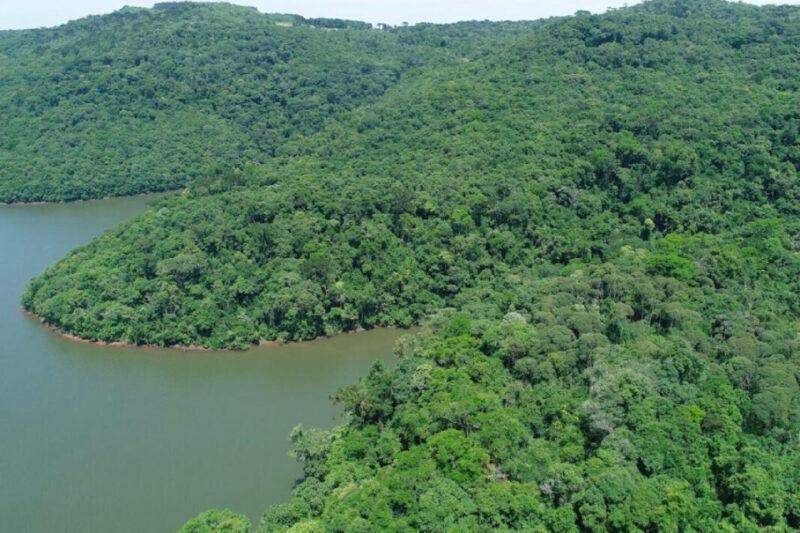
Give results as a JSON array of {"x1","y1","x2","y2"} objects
[{"x1": 0, "y1": 196, "x2": 403, "y2": 532}]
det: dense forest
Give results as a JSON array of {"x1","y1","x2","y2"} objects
[
  {"x1": 0, "y1": 2, "x2": 537, "y2": 202},
  {"x1": 14, "y1": 0, "x2": 800, "y2": 531}
]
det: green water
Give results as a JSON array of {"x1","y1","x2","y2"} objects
[{"x1": 0, "y1": 196, "x2": 402, "y2": 532}]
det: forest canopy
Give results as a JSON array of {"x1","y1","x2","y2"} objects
[
  {"x1": 12, "y1": 0, "x2": 800, "y2": 531},
  {"x1": 0, "y1": 2, "x2": 537, "y2": 202}
]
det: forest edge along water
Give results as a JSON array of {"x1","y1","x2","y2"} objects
[
  {"x1": 24, "y1": 304, "x2": 408, "y2": 352},
  {"x1": 0, "y1": 194, "x2": 403, "y2": 533}
]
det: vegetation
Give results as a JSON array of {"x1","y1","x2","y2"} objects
[
  {"x1": 179, "y1": 509, "x2": 250, "y2": 532},
  {"x1": 0, "y1": 2, "x2": 537, "y2": 202},
  {"x1": 14, "y1": 0, "x2": 800, "y2": 530}
]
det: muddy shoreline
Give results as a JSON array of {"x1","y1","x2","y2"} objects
[{"x1": 22, "y1": 307, "x2": 400, "y2": 352}]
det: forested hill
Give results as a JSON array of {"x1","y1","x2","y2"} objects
[
  {"x1": 21, "y1": 0, "x2": 800, "y2": 531},
  {"x1": 0, "y1": 2, "x2": 537, "y2": 203}
]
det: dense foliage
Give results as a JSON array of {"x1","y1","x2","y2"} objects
[
  {"x1": 17, "y1": 0, "x2": 800, "y2": 530},
  {"x1": 0, "y1": 2, "x2": 536, "y2": 202},
  {"x1": 179, "y1": 509, "x2": 250, "y2": 532}
]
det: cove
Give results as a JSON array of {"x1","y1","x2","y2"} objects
[{"x1": 0, "y1": 196, "x2": 402, "y2": 532}]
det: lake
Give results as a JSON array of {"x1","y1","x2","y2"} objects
[{"x1": 0, "y1": 195, "x2": 403, "y2": 532}]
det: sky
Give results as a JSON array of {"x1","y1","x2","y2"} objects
[{"x1": 1, "y1": 0, "x2": 797, "y2": 30}]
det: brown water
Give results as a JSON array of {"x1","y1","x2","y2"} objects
[{"x1": 0, "y1": 196, "x2": 403, "y2": 532}]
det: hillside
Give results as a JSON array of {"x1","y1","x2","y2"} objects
[
  {"x1": 16, "y1": 0, "x2": 800, "y2": 531},
  {"x1": 0, "y1": 2, "x2": 536, "y2": 202}
]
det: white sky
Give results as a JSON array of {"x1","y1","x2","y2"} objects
[{"x1": 0, "y1": 0, "x2": 797, "y2": 30}]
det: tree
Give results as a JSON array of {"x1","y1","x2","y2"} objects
[{"x1": 179, "y1": 509, "x2": 250, "y2": 533}]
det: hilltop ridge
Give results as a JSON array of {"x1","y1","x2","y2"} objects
[{"x1": 0, "y1": 2, "x2": 539, "y2": 202}]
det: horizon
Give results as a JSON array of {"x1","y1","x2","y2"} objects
[{"x1": 1, "y1": 0, "x2": 797, "y2": 31}]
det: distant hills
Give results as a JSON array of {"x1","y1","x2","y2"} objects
[{"x1": 0, "y1": 2, "x2": 537, "y2": 202}]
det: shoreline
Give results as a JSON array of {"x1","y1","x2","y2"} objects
[
  {"x1": 22, "y1": 307, "x2": 403, "y2": 353},
  {"x1": 0, "y1": 189, "x2": 176, "y2": 207}
]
